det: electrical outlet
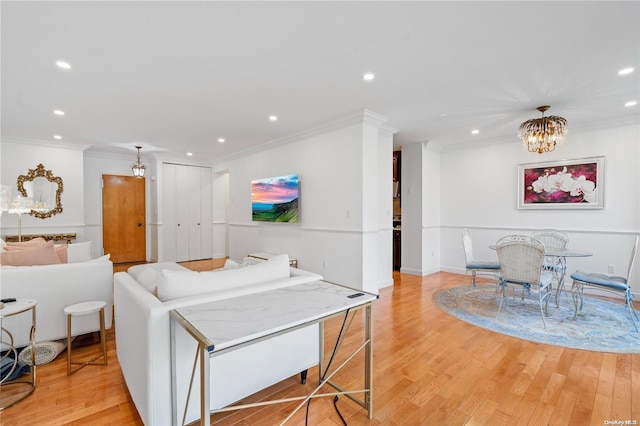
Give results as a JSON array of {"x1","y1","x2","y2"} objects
[{"x1": 608, "y1": 264, "x2": 615, "y2": 274}]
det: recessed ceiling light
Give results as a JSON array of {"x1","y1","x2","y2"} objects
[
  {"x1": 53, "y1": 135, "x2": 62, "y2": 140},
  {"x1": 186, "y1": 152, "x2": 193, "y2": 156},
  {"x1": 625, "y1": 100, "x2": 638, "y2": 107},
  {"x1": 363, "y1": 73, "x2": 375, "y2": 81},
  {"x1": 54, "y1": 110, "x2": 65, "y2": 116},
  {"x1": 56, "y1": 60, "x2": 71, "y2": 70},
  {"x1": 439, "y1": 113, "x2": 447, "y2": 117},
  {"x1": 618, "y1": 67, "x2": 634, "y2": 76},
  {"x1": 269, "y1": 115, "x2": 278, "y2": 122},
  {"x1": 471, "y1": 129, "x2": 480, "y2": 135},
  {"x1": 218, "y1": 138, "x2": 225, "y2": 143}
]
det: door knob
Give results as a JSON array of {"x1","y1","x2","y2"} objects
[{"x1": 137, "y1": 223, "x2": 142, "y2": 227}]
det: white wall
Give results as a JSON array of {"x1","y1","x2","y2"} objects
[
  {"x1": 437, "y1": 123, "x2": 640, "y2": 293},
  {"x1": 83, "y1": 151, "x2": 154, "y2": 259},
  {"x1": 0, "y1": 140, "x2": 87, "y2": 245},
  {"x1": 214, "y1": 111, "x2": 394, "y2": 293}
]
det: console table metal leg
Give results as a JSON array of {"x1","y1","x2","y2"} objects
[
  {"x1": 365, "y1": 303, "x2": 373, "y2": 418},
  {"x1": 200, "y1": 343, "x2": 210, "y2": 426}
]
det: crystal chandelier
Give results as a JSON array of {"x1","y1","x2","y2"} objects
[
  {"x1": 131, "y1": 146, "x2": 146, "y2": 178},
  {"x1": 518, "y1": 106, "x2": 568, "y2": 154}
]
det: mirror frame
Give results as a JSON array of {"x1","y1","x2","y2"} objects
[{"x1": 17, "y1": 164, "x2": 64, "y2": 219}]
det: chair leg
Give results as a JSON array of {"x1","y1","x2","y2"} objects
[
  {"x1": 571, "y1": 280, "x2": 583, "y2": 320},
  {"x1": 624, "y1": 293, "x2": 639, "y2": 332}
]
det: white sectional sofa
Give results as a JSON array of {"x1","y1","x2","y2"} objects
[
  {"x1": 0, "y1": 256, "x2": 114, "y2": 348},
  {"x1": 113, "y1": 255, "x2": 323, "y2": 426}
]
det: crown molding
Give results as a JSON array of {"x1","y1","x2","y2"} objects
[
  {"x1": 214, "y1": 109, "x2": 392, "y2": 164},
  {"x1": 1, "y1": 135, "x2": 90, "y2": 151}
]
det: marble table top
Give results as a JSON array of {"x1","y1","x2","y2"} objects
[
  {"x1": 171, "y1": 280, "x2": 377, "y2": 353},
  {"x1": 0, "y1": 299, "x2": 37, "y2": 318}
]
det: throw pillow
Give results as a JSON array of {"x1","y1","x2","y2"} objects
[
  {"x1": 0, "y1": 238, "x2": 6, "y2": 251},
  {"x1": 54, "y1": 244, "x2": 68, "y2": 263},
  {"x1": 136, "y1": 267, "x2": 161, "y2": 295},
  {"x1": 67, "y1": 241, "x2": 93, "y2": 263},
  {"x1": 157, "y1": 254, "x2": 290, "y2": 301},
  {"x1": 6, "y1": 237, "x2": 47, "y2": 248},
  {"x1": 0, "y1": 241, "x2": 62, "y2": 266}
]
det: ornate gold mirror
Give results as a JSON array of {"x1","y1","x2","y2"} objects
[{"x1": 17, "y1": 164, "x2": 64, "y2": 219}]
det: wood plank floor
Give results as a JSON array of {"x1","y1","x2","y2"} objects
[{"x1": 1, "y1": 261, "x2": 638, "y2": 425}]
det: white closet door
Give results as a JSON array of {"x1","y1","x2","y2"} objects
[
  {"x1": 175, "y1": 165, "x2": 190, "y2": 262},
  {"x1": 188, "y1": 166, "x2": 202, "y2": 260},
  {"x1": 162, "y1": 163, "x2": 177, "y2": 261},
  {"x1": 199, "y1": 167, "x2": 213, "y2": 259}
]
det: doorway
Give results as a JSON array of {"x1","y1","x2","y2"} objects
[{"x1": 102, "y1": 174, "x2": 146, "y2": 263}]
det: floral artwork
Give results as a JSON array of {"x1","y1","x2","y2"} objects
[{"x1": 518, "y1": 157, "x2": 604, "y2": 209}]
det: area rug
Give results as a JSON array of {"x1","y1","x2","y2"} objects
[{"x1": 433, "y1": 284, "x2": 640, "y2": 354}]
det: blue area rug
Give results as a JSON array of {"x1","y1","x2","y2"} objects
[{"x1": 432, "y1": 284, "x2": 640, "y2": 354}]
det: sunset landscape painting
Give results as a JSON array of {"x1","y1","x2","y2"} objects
[{"x1": 251, "y1": 174, "x2": 299, "y2": 222}]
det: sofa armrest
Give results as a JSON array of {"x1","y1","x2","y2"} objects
[{"x1": 114, "y1": 271, "x2": 171, "y2": 426}]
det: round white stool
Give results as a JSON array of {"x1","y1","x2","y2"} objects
[{"x1": 64, "y1": 301, "x2": 107, "y2": 375}]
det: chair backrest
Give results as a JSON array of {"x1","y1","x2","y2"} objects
[
  {"x1": 625, "y1": 235, "x2": 639, "y2": 281},
  {"x1": 496, "y1": 235, "x2": 545, "y2": 285},
  {"x1": 531, "y1": 229, "x2": 569, "y2": 250},
  {"x1": 462, "y1": 229, "x2": 474, "y2": 265}
]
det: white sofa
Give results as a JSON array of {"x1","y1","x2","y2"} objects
[
  {"x1": 0, "y1": 258, "x2": 114, "y2": 348},
  {"x1": 113, "y1": 255, "x2": 323, "y2": 426}
]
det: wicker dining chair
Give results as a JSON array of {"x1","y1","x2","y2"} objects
[
  {"x1": 532, "y1": 229, "x2": 570, "y2": 300},
  {"x1": 531, "y1": 229, "x2": 569, "y2": 268},
  {"x1": 496, "y1": 235, "x2": 554, "y2": 328},
  {"x1": 462, "y1": 229, "x2": 500, "y2": 288},
  {"x1": 570, "y1": 236, "x2": 639, "y2": 332}
]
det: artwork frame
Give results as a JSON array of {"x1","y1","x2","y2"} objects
[
  {"x1": 251, "y1": 174, "x2": 299, "y2": 223},
  {"x1": 518, "y1": 156, "x2": 604, "y2": 210}
]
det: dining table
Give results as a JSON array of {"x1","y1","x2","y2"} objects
[{"x1": 540, "y1": 247, "x2": 593, "y2": 306}]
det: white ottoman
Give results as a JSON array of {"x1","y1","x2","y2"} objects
[{"x1": 64, "y1": 301, "x2": 107, "y2": 375}]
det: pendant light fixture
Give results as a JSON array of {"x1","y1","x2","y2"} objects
[
  {"x1": 131, "y1": 146, "x2": 146, "y2": 178},
  {"x1": 518, "y1": 106, "x2": 568, "y2": 154}
]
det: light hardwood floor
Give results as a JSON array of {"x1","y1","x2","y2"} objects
[{"x1": 1, "y1": 261, "x2": 638, "y2": 425}]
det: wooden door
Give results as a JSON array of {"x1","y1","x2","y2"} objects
[{"x1": 102, "y1": 174, "x2": 146, "y2": 263}]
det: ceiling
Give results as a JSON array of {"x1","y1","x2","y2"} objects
[{"x1": 2, "y1": 1, "x2": 639, "y2": 162}]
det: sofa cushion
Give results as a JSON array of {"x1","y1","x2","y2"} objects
[
  {"x1": 157, "y1": 254, "x2": 291, "y2": 302},
  {"x1": 0, "y1": 240, "x2": 62, "y2": 266}
]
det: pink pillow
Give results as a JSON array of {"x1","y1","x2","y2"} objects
[
  {"x1": 55, "y1": 244, "x2": 68, "y2": 263},
  {"x1": 0, "y1": 241, "x2": 62, "y2": 266},
  {"x1": 5, "y1": 237, "x2": 48, "y2": 248}
]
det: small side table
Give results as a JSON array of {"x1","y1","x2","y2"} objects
[
  {"x1": 64, "y1": 301, "x2": 108, "y2": 375},
  {"x1": 247, "y1": 252, "x2": 298, "y2": 268},
  {"x1": 0, "y1": 299, "x2": 37, "y2": 410}
]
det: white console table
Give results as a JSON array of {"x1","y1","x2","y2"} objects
[{"x1": 170, "y1": 280, "x2": 377, "y2": 425}]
